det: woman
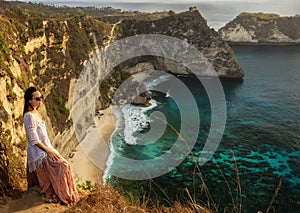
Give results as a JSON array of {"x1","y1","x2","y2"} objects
[{"x1": 23, "y1": 86, "x2": 79, "y2": 205}]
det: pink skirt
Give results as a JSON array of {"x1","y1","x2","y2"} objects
[{"x1": 27, "y1": 154, "x2": 80, "y2": 205}]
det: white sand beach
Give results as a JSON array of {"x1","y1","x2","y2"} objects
[{"x1": 68, "y1": 105, "x2": 117, "y2": 185}]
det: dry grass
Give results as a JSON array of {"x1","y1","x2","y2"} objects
[
  {"x1": 66, "y1": 184, "x2": 211, "y2": 213},
  {"x1": 266, "y1": 179, "x2": 282, "y2": 213},
  {"x1": 66, "y1": 117, "x2": 283, "y2": 213},
  {"x1": 65, "y1": 152, "x2": 282, "y2": 213}
]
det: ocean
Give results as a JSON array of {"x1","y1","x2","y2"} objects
[{"x1": 106, "y1": 45, "x2": 300, "y2": 212}]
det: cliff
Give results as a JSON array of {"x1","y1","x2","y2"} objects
[
  {"x1": 0, "y1": 1, "x2": 243, "y2": 197},
  {"x1": 0, "y1": 1, "x2": 111, "y2": 195},
  {"x1": 114, "y1": 10, "x2": 244, "y2": 79},
  {"x1": 219, "y1": 12, "x2": 300, "y2": 44}
]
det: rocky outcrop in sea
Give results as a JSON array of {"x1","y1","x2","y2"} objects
[{"x1": 219, "y1": 13, "x2": 300, "y2": 44}]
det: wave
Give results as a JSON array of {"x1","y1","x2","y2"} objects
[
  {"x1": 146, "y1": 74, "x2": 170, "y2": 90},
  {"x1": 103, "y1": 74, "x2": 169, "y2": 182},
  {"x1": 165, "y1": 89, "x2": 170, "y2": 97},
  {"x1": 120, "y1": 73, "x2": 169, "y2": 145},
  {"x1": 103, "y1": 99, "x2": 158, "y2": 182},
  {"x1": 121, "y1": 99, "x2": 158, "y2": 145},
  {"x1": 102, "y1": 108, "x2": 120, "y2": 183},
  {"x1": 102, "y1": 143, "x2": 114, "y2": 183}
]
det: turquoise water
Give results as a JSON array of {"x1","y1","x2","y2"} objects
[{"x1": 107, "y1": 45, "x2": 300, "y2": 212}]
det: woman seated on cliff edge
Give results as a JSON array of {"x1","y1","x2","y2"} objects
[{"x1": 23, "y1": 86, "x2": 79, "y2": 205}]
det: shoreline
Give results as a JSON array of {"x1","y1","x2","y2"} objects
[
  {"x1": 68, "y1": 105, "x2": 117, "y2": 185},
  {"x1": 227, "y1": 41, "x2": 300, "y2": 46}
]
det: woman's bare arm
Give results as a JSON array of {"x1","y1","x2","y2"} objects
[{"x1": 36, "y1": 142, "x2": 59, "y2": 157}]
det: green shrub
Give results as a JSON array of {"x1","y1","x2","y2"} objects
[
  {"x1": 6, "y1": 80, "x2": 16, "y2": 99},
  {"x1": 0, "y1": 32, "x2": 10, "y2": 54},
  {"x1": 77, "y1": 180, "x2": 97, "y2": 193},
  {"x1": 168, "y1": 10, "x2": 176, "y2": 15},
  {"x1": 114, "y1": 25, "x2": 123, "y2": 34},
  {"x1": 28, "y1": 19, "x2": 43, "y2": 34}
]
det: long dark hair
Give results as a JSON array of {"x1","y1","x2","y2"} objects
[{"x1": 23, "y1": 86, "x2": 37, "y2": 115}]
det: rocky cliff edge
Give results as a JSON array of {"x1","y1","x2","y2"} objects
[{"x1": 219, "y1": 12, "x2": 300, "y2": 44}]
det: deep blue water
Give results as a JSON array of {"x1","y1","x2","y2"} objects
[{"x1": 107, "y1": 45, "x2": 300, "y2": 212}]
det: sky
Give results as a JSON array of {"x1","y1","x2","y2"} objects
[{"x1": 23, "y1": 0, "x2": 294, "y2": 2}]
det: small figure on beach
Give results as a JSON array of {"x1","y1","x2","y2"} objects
[{"x1": 23, "y1": 86, "x2": 79, "y2": 205}]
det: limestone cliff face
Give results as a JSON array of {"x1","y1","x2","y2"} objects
[
  {"x1": 219, "y1": 13, "x2": 300, "y2": 44},
  {"x1": 0, "y1": 2, "x2": 243, "y2": 197},
  {"x1": 0, "y1": 2, "x2": 111, "y2": 196},
  {"x1": 116, "y1": 11, "x2": 244, "y2": 79}
]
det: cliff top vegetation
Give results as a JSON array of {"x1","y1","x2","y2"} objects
[
  {"x1": 238, "y1": 12, "x2": 281, "y2": 19},
  {"x1": 1, "y1": 0, "x2": 173, "y2": 21}
]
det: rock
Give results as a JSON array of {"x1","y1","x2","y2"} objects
[
  {"x1": 118, "y1": 10, "x2": 244, "y2": 79},
  {"x1": 131, "y1": 92, "x2": 151, "y2": 107},
  {"x1": 219, "y1": 12, "x2": 300, "y2": 44},
  {"x1": 126, "y1": 62, "x2": 155, "y2": 75},
  {"x1": 68, "y1": 152, "x2": 75, "y2": 159}
]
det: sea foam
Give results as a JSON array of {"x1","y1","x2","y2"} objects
[{"x1": 103, "y1": 73, "x2": 170, "y2": 180}]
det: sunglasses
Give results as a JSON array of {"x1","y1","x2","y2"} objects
[{"x1": 32, "y1": 95, "x2": 44, "y2": 101}]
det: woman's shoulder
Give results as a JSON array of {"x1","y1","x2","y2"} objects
[
  {"x1": 24, "y1": 112, "x2": 44, "y2": 123},
  {"x1": 24, "y1": 112, "x2": 33, "y2": 118}
]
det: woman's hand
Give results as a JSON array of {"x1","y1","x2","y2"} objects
[
  {"x1": 35, "y1": 142, "x2": 60, "y2": 158},
  {"x1": 46, "y1": 148, "x2": 60, "y2": 158}
]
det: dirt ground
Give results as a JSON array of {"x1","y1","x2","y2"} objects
[{"x1": 0, "y1": 186, "x2": 70, "y2": 213}]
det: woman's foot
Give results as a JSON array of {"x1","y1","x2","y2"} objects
[{"x1": 45, "y1": 193, "x2": 59, "y2": 203}]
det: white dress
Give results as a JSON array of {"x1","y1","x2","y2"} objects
[{"x1": 24, "y1": 112, "x2": 57, "y2": 172}]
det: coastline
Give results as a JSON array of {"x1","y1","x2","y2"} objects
[
  {"x1": 226, "y1": 41, "x2": 300, "y2": 46},
  {"x1": 68, "y1": 105, "x2": 117, "y2": 185}
]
